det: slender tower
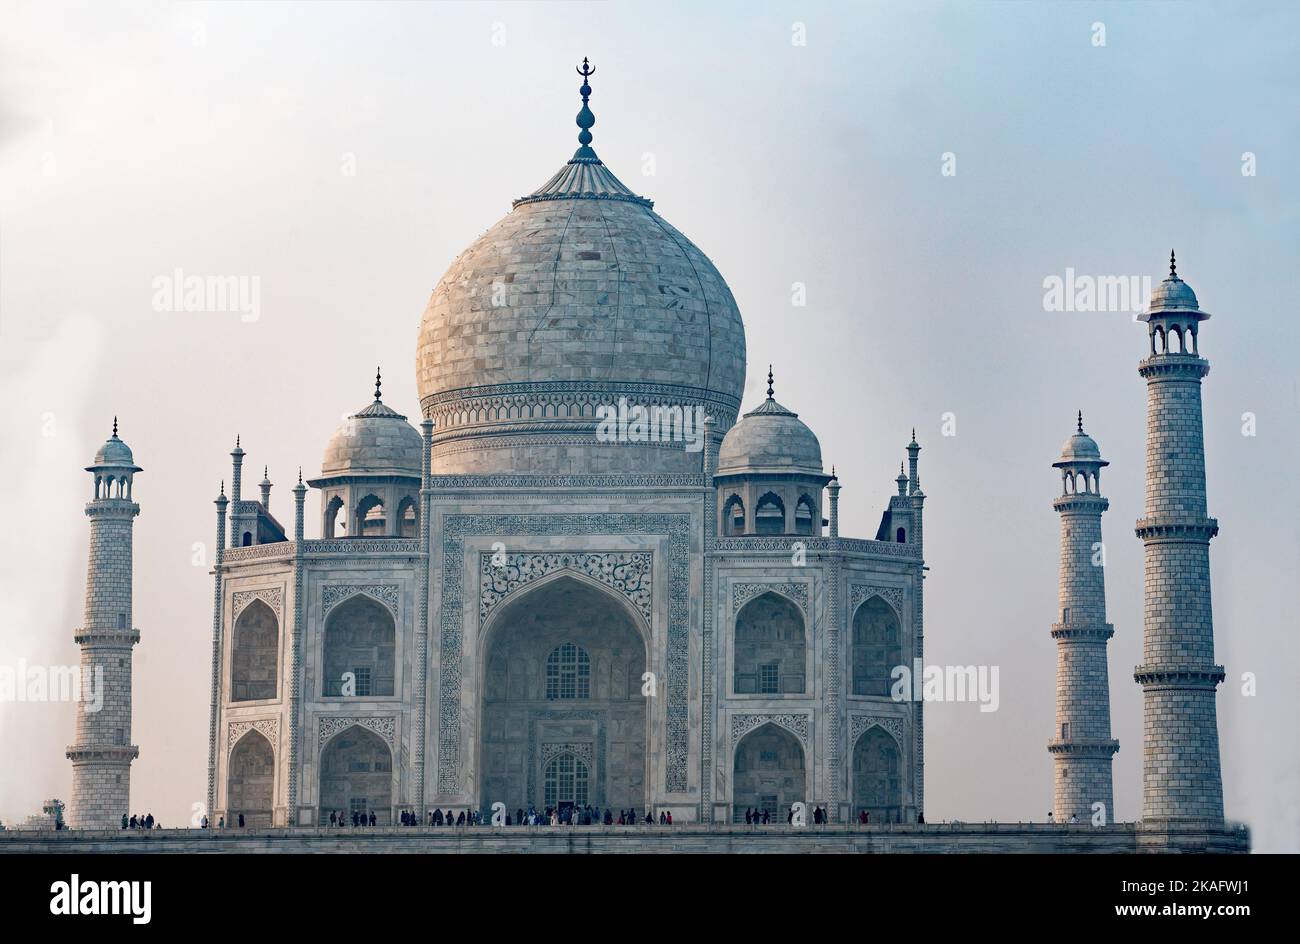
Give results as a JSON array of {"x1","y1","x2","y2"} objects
[
  {"x1": 67, "y1": 420, "x2": 142, "y2": 829},
  {"x1": 1135, "y1": 252, "x2": 1225, "y2": 824},
  {"x1": 1049, "y1": 413, "x2": 1119, "y2": 822}
]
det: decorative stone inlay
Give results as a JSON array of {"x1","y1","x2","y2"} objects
[
  {"x1": 715, "y1": 536, "x2": 920, "y2": 559},
  {"x1": 317, "y1": 716, "x2": 397, "y2": 748},
  {"x1": 223, "y1": 542, "x2": 295, "y2": 563},
  {"x1": 849, "y1": 584, "x2": 905, "y2": 619},
  {"x1": 429, "y1": 473, "x2": 707, "y2": 490},
  {"x1": 540, "y1": 742, "x2": 595, "y2": 766},
  {"x1": 480, "y1": 552, "x2": 653, "y2": 626},
  {"x1": 440, "y1": 514, "x2": 690, "y2": 795},
  {"x1": 227, "y1": 717, "x2": 279, "y2": 753},
  {"x1": 304, "y1": 539, "x2": 421, "y2": 556},
  {"x1": 730, "y1": 713, "x2": 809, "y2": 747},
  {"x1": 232, "y1": 587, "x2": 282, "y2": 620},
  {"x1": 849, "y1": 714, "x2": 905, "y2": 749},
  {"x1": 731, "y1": 581, "x2": 808, "y2": 615},
  {"x1": 321, "y1": 584, "x2": 400, "y2": 619}
]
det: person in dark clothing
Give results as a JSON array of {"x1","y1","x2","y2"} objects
[
  {"x1": 603, "y1": 808, "x2": 612, "y2": 825},
  {"x1": 129, "y1": 814, "x2": 137, "y2": 829},
  {"x1": 121, "y1": 814, "x2": 128, "y2": 829},
  {"x1": 238, "y1": 813, "x2": 245, "y2": 828},
  {"x1": 368, "y1": 811, "x2": 376, "y2": 827},
  {"x1": 351, "y1": 810, "x2": 358, "y2": 827},
  {"x1": 917, "y1": 812, "x2": 925, "y2": 825},
  {"x1": 763, "y1": 809, "x2": 770, "y2": 825}
]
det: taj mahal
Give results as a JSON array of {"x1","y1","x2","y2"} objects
[{"x1": 37, "y1": 61, "x2": 1248, "y2": 853}]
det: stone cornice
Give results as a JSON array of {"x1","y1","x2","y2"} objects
[
  {"x1": 1138, "y1": 355, "x2": 1210, "y2": 380},
  {"x1": 1134, "y1": 664, "x2": 1225, "y2": 689},
  {"x1": 73, "y1": 628, "x2": 140, "y2": 646},
  {"x1": 1134, "y1": 516, "x2": 1218, "y2": 543},
  {"x1": 1053, "y1": 495, "x2": 1109, "y2": 513},
  {"x1": 1050, "y1": 622, "x2": 1114, "y2": 641},
  {"x1": 66, "y1": 744, "x2": 139, "y2": 763},
  {"x1": 1047, "y1": 738, "x2": 1120, "y2": 757},
  {"x1": 713, "y1": 536, "x2": 921, "y2": 559}
]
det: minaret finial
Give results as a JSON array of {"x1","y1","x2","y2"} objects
[
  {"x1": 1169, "y1": 249, "x2": 1178, "y2": 279},
  {"x1": 1077, "y1": 410, "x2": 1084, "y2": 433},
  {"x1": 574, "y1": 57, "x2": 597, "y2": 159},
  {"x1": 112, "y1": 416, "x2": 118, "y2": 437},
  {"x1": 766, "y1": 365, "x2": 774, "y2": 399},
  {"x1": 374, "y1": 367, "x2": 382, "y2": 401},
  {"x1": 298, "y1": 467, "x2": 303, "y2": 485}
]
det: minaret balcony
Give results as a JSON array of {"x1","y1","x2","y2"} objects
[{"x1": 1047, "y1": 737, "x2": 1119, "y2": 757}]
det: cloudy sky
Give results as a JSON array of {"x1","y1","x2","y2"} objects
[{"x1": 1, "y1": 0, "x2": 1296, "y2": 850}]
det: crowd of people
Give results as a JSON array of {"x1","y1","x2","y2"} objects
[{"x1": 121, "y1": 813, "x2": 159, "y2": 829}]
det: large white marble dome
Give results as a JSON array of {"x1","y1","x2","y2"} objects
[{"x1": 415, "y1": 83, "x2": 746, "y2": 475}]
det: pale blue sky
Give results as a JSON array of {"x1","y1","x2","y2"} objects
[{"x1": 1, "y1": 0, "x2": 1296, "y2": 849}]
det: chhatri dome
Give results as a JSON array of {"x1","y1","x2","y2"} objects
[
  {"x1": 319, "y1": 369, "x2": 423, "y2": 479},
  {"x1": 717, "y1": 367, "x2": 824, "y2": 476},
  {"x1": 1053, "y1": 411, "x2": 1106, "y2": 466},
  {"x1": 416, "y1": 59, "x2": 747, "y2": 474}
]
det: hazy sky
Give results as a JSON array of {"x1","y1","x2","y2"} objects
[{"x1": 1, "y1": 1, "x2": 1296, "y2": 850}]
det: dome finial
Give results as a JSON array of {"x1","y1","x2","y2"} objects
[
  {"x1": 1077, "y1": 410, "x2": 1084, "y2": 433},
  {"x1": 374, "y1": 367, "x2": 382, "y2": 401},
  {"x1": 766, "y1": 365, "x2": 774, "y2": 399},
  {"x1": 574, "y1": 57, "x2": 597, "y2": 159},
  {"x1": 112, "y1": 416, "x2": 118, "y2": 438},
  {"x1": 1169, "y1": 249, "x2": 1178, "y2": 280}
]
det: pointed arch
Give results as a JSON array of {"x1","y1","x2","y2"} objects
[
  {"x1": 754, "y1": 491, "x2": 785, "y2": 535},
  {"x1": 852, "y1": 724, "x2": 903, "y2": 823},
  {"x1": 322, "y1": 594, "x2": 395, "y2": 697},
  {"x1": 318, "y1": 724, "x2": 393, "y2": 825},
  {"x1": 231, "y1": 597, "x2": 279, "y2": 702},
  {"x1": 228, "y1": 729, "x2": 275, "y2": 826},
  {"x1": 732, "y1": 722, "x2": 806, "y2": 823},
  {"x1": 734, "y1": 591, "x2": 806, "y2": 695},
  {"x1": 851, "y1": 595, "x2": 902, "y2": 697}
]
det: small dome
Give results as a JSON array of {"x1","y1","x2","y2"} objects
[
  {"x1": 320, "y1": 397, "x2": 423, "y2": 479},
  {"x1": 1147, "y1": 275, "x2": 1199, "y2": 313},
  {"x1": 94, "y1": 434, "x2": 135, "y2": 466},
  {"x1": 89, "y1": 419, "x2": 139, "y2": 470},
  {"x1": 717, "y1": 393, "x2": 823, "y2": 476},
  {"x1": 1141, "y1": 251, "x2": 1210, "y2": 321},
  {"x1": 1053, "y1": 413, "x2": 1108, "y2": 467}
]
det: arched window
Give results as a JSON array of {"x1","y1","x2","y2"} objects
[
  {"x1": 853, "y1": 726, "x2": 903, "y2": 822},
  {"x1": 895, "y1": 527, "x2": 906, "y2": 543},
  {"x1": 754, "y1": 492, "x2": 785, "y2": 536},
  {"x1": 397, "y1": 497, "x2": 418, "y2": 538},
  {"x1": 241, "y1": 531, "x2": 253, "y2": 547},
  {"x1": 734, "y1": 592, "x2": 806, "y2": 695},
  {"x1": 319, "y1": 725, "x2": 393, "y2": 825},
  {"x1": 355, "y1": 495, "x2": 385, "y2": 537},
  {"x1": 544, "y1": 752, "x2": 590, "y2": 808},
  {"x1": 325, "y1": 496, "x2": 345, "y2": 538},
  {"x1": 794, "y1": 495, "x2": 815, "y2": 536},
  {"x1": 546, "y1": 642, "x2": 591, "y2": 700},
  {"x1": 231, "y1": 598, "x2": 278, "y2": 701},
  {"x1": 723, "y1": 495, "x2": 745, "y2": 536},
  {"x1": 228, "y1": 730, "x2": 275, "y2": 827},
  {"x1": 322, "y1": 595, "x2": 396, "y2": 697},
  {"x1": 852, "y1": 596, "x2": 901, "y2": 697},
  {"x1": 732, "y1": 723, "x2": 805, "y2": 823}
]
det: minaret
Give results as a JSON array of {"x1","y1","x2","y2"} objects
[
  {"x1": 1049, "y1": 412, "x2": 1119, "y2": 823},
  {"x1": 1135, "y1": 252, "x2": 1225, "y2": 823},
  {"x1": 67, "y1": 419, "x2": 142, "y2": 829},
  {"x1": 228, "y1": 436, "x2": 244, "y2": 547}
]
